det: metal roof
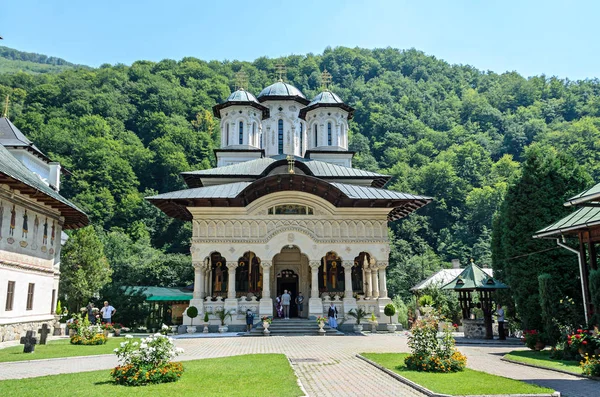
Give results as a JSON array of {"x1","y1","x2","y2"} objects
[
  {"x1": 441, "y1": 263, "x2": 507, "y2": 291},
  {"x1": 258, "y1": 81, "x2": 306, "y2": 99},
  {"x1": 0, "y1": 117, "x2": 50, "y2": 162},
  {"x1": 0, "y1": 144, "x2": 88, "y2": 228},
  {"x1": 226, "y1": 89, "x2": 260, "y2": 103},
  {"x1": 534, "y1": 206, "x2": 600, "y2": 238},
  {"x1": 123, "y1": 286, "x2": 192, "y2": 302},
  {"x1": 565, "y1": 182, "x2": 600, "y2": 207},
  {"x1": 147, "y1": 181, "x2": 251, "y2": 200},
  {"x1": 308, "y1": 91, "x2": 344, "y2": 106},
  {"x1": 411, "y1": 268, "x2": 469, "y2": 291},
  {"x1": 299, "y1": 91, "x2": 355, "y2": 120},
  {"x1": 331, "y1": 182, "x2": 430, "y2": 201}
]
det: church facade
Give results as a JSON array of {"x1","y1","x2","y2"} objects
[
  {"x1": 147, "y1": 79, "x2": 430, "y2": 327},
  {"x1": 0, "y1": 117, "x2": 88, "y2": 341}
]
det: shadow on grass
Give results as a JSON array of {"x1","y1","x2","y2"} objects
[{"x1": 93, "y1": 381, "x2": 113, "y2": 386}]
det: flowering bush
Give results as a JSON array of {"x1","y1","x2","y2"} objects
[
  {"x1": 160, "y1": 324, "x2": 171, "y2": 335},
  {"x1": 316, "y1": 316, "x2": 327, "y2": 324},
  {"x1": 261, "y1": 316, "x2": 272, "y2": 324},
  {"x1": 101, "y1": 323, "x2": 114, "y2": 332},
  {"x1": 523, "y1": 330, "x2": 542, "y2": 350},
  {"x1": 112, "y1": 323, "x2": 123, "y2": 330},
  {"x1": 568, "y1": 329, "x2": 599, "y2": 355},
  {"x1": 70, "y1": 333, "x2": 107, "y2": 345},
  {"x1": 580, "y1": 354, "x2": 600, "y2": 377},
  {"x1": 111, "y1": 334, "x2": 184, "y2": 386},
  {"x1": 404, "y1": 316, "x2": 466, "y2": 372},
  {"x1": 67, "y1": 319, "x2": 80, "y2": 330}
]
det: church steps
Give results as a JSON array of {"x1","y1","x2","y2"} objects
[{"x1": 247, "y1": 318, "x2": 344, "y2": 336}]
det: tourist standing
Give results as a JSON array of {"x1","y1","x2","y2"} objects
[
  {"x1": 87, "y1": 302, "x2": 96, "y2": 325},
  {"x1": 245, "y1": 309, "x2": 254, "y2": 333},
  {"x1": 281, "y1": 290, "x2": 291, "y2": 319},
  {"x1": 496, "y1": 304, "x2": 506, "y2": 340},
  {"x1": 328, "y1": 302, "x2": 338, "y2": 329},
  {"x1": 295, "y1": 292, "x2": 304, "y2": 318},
  {"x1": 276, "y1": 295, "x2": 283, "y2": 318},
  {"x1": 100, "y1": 301, "x2": 116, "y2": 323}
]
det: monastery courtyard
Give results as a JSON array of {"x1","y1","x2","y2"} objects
[{"x1": 0, "y1": 334, "x2": 596, "y2": 397}]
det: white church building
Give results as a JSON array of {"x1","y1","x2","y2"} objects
[
  {"x1": 147, "y1": 78, "x2": 431, "y2": 328},
  {"x1": 0, "y1": 117, "x2": 88, "y2": 341}
]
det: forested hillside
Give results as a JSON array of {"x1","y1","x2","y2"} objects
[
  {"x1": 0, "y1": 46, "x2": 80, "y2": 74},
  {"x1": 1, "y1": 46, "x2": 599, "y2": 304}
]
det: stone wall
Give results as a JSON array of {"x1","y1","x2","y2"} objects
[
  {"x1": 462, "y1": 319, "x2": 499, "y2": 339},
  {"x1": 0, "y1": 318, "x2": 58, "y2": 342}
]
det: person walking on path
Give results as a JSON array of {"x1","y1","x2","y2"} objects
[
  {"x1": 245, "y1": 309, "x2": 255, "y2": 333},
  {"x1": 496, "y1": 304, "x2": 505, "y2": 340},
  {"x1": 281, "y1": 290, "x2": 291, "y2": 319},
  {"x1": 100, "y1": 301, "x2": 116, "y2": 323},
  {"x1": 295, "y1": 292, "x2": 305, "y2": 318},
  {"x1": 328, "y1": 302, "x2": 338, "y2": 329}
]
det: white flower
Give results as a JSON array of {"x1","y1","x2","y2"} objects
[
  {"x1": 140, "y1": 343, "x2": 148, "y2": 349},
  {"x1": 120, "y1": 342, "x2": 127, "y2": 348},
  {"x1": 125, "y1": 334, "x2": 133, "y2": 339},
  {"x1": 176, "y1": 348, "x2": 184, "y2": 354},
  {"x1": 132, "y1": 342, "x2": 139, "y2": 346},
  {"x1": 113, "y1": 348, "x2": 119, "y2": 353}
]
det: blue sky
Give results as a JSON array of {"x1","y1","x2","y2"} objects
[{"x1": 1, "y1": 0, "x2": 598, "y2": 79}]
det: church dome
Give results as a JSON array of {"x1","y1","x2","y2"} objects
[
  {"x1": 299, "y1": 90, "x2": 355, "y2": 120},
  {"x1": 212, "y1": 89, "x2": 269, "y2": 119},
  {"x1": 257, "y1": 81, "x2": 309, "y2": 104}
]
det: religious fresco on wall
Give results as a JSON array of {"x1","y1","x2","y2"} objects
[
  {"x1": 352, "y1": 252, "x2": 369, "y2": 293},
  {"x1": 22, "y1": 210, "x2": 28, "y2": 238},
  {"x1": 31, "y1": 215, "x2": 39, "y2": 250},
  {"x1": 318, "y1": 251, "x2": 344, "y2": 292},
  {"x1": 236, "y1": 251, "x2": 262, "y2": 295},
  {"x1": 210, "y1": 252, "x2": 228, "y2": 296},
  {"x1": 42, "y1": 217, "x2": 48, "y2": 245},
  {"x1": 9, "y1": 204, "x2": 16, "y2": 237}
]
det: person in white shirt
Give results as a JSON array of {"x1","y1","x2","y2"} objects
[
  {"x1": 100, "y1": 301, "x2": 116, "y2": 323},
  {"x1": 281, "y1": 290, "x2": 291, "y2": 319}
]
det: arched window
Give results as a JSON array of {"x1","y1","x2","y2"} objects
[
  {"x1": 226, "y1": 124, "x2": 229, "y2": 146},
  {"x1": 260, "y1": 132, "x2": 263, "y2": 149},
  {"x1": 299, "y1": 122, "x2": 303, "y2": 153},
  {"x1": 239, "y1": 121, "x2": 244, "y2": 145},
  {"x1": 278, "y1": 119, "x2": 284, "y2": 154},
  {"x1": 341, "y1": 124, "x2": 345, "y2": 147},
  {"x1": 252, "y1": 123, "x2": 256, "y2": 146},
  {"x1": 313, "y1": 124, "x2": 318, "y2": 147},
  {"x1": 327, "y1": 122, "x2": 332, "y2": 146}
]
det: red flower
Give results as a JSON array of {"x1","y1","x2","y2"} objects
[
  {"x1": 583, "y1": 341, "x2": 588, "y2": 345},
  {"x1": 577, "y1": 329, "x2": 583, "y2": 333}
]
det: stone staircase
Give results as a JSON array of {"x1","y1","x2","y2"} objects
[{"x1": 248, "y1": 318, "x2": 343, "y2": 336}]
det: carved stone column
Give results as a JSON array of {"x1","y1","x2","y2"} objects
[
  {"x1": 226, "y1": 261, "x2": 237, "y2": 299},
  {"x1": 204, "y1": 266, "x2": 211, "y2": 298},
  {"x1": 193, "y1": 262, "x2": 205, "y2": 300},
  {"x1": 371, "y1": 265, "x2": 380, "y2": 299},
  {"x1": 309, "y1": 260, "x2": 323, "y2": 317},
  {"x1": 365, "y1": 265, "x2": 373, "y2": 299},
  {"x1": 261, "y1": 261, "x2": 272, "y2": 299},
  {"x1": 342, "y1": 261, "x2": 353, "y2": 298},
  {"x1": 377, "y1": 261, "x2": 389, "y2": 299}
]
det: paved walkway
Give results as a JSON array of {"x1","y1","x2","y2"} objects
[{"x1": 0, "y1": 334, "x2": 598, "y2": 397}]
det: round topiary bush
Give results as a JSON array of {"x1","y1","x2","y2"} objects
[
  {"x1": 384, "y1": 303, "x2": 396, "y2": 324},
  {"x1": 186, "y1": 306, "x2": 198, "y2": 325}
]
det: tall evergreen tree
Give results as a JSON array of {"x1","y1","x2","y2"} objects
[{"x1": 492, "y1": 144, "x2": 591, "y2": 331}]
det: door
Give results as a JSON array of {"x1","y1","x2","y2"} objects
[{"x1": 276, "y1": 269, "x2": 299, "y2": 318}]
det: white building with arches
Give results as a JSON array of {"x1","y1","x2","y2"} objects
[{"x1": 148, "y1": 80, "x2": 431, "y2": 329}]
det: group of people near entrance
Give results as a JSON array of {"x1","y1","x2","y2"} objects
[{"x1": 275, "y1": 290, "x2": 305, "y2": 319}]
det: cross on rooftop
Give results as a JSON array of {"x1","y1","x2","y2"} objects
[
  {"x1": 235, "y1": 70, "x2": 248, "y2": 90},
  {"x1": 2, "y1": 95, "x2": 8, "y2": 118},
  {"x1": 321, "y1": 69, "x2": 332, "y2": 89},
  {"x1": 275, "y1": 63, "x2": 286, "y2": 82},
  {"x1": 20, "y1": 330, "x2": 38, "y2": 353}
]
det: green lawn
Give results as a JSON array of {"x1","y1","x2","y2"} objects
[
  {"x1": 361, "y1": 353, "x2": 555, "y2": 395},
  {"x1": 0, "y1": 354, "x2": 302, "y2": 397},
  {"x1": 504, "y1": 350, "x2": 582, "y2": 375},
  {"x1": 0, "y1": 337, "x2": 138, "y2": 362}
]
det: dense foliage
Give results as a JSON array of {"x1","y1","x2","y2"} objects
[
  {"x1": 1, "y1": 46, "x2": 599, "y2": 314},
  {"x1": 0, "y1": 46, "x2": 79, "y2": 74}
]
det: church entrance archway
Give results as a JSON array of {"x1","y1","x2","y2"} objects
[{"x1": 277, "y1": 269, "x2": 299, "y2": 318}]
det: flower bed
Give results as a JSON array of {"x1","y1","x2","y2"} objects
[
  {"x1": 111, "y1": 334, "x2": 184, "y2": 386},
  {"x1": 581, "y1": 354, "x2": 600, "y2": 376},
  {"x1": 70, "y1": 333, "x2": 108, "y2": 345}
]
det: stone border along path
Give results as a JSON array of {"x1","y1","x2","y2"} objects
[{"x1": 0, "y1": 335, "x2": 597, "y2": 397}]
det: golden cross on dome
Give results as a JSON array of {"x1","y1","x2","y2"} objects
[
  {"x1": 321, "y1": 69, "x2": 332, "y2": 89},
  {"x1": 275, "y1": 62, "x2": 286, "y2": 82},
  {"x1": 286, "y1": 155, "x2": 295, "y2": 174},
  {"x1": 2, "y1": 95, "x2": 8, "y2": 118},
  {"x1": 235, "y1": 70, "x2": 248, "y2": 90}
]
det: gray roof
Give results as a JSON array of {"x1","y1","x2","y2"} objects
[
  {"x1": 534, "y1": 206, "x2": 600, "y2": 238},
  {"x1": 183, "y1": 157, "x2": 387, "y2": 179},
  {"x1": 565, "y1": 182, "x2": 600, "y2": 207},
  {"x1": 226, "y1": 89, "x2": 260, "y2": 103},
  {"x1": 0, "y1": 144, "x2": 87, "y2": 228},
  {"x1": 258, "y1": 81, "x2": 306, "y2": 99},
  {"x1": 309, "y1": 145, "x2": 348, "y2": 152},
  {"x1": 308, "y1": 91, "x2": 344, "y2": 106},
  {"x1": 216, "y1": 144, "x2": 262, "y2": 151},
  {"x1": 0, "y1": 118, "x2": 49, "y2": 162},
  {"x1": 331, "y1": 183, "x2": 430, "y2": 201}
]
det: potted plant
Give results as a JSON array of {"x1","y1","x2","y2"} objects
[
  {"x1": 418, "y1": 295, "x2": 434, "y2": 315},
  {"x1": 523, "y1": 330, "x2": 545, "y2": 351},
  {"x1": 368, "y1": 312, "x2": 378, "y2": 333},
  {"x1": 348, "y1": 308, "x2": 368, "y2": 332},
  {"x1": 261, "y1": 316, "x2": 272, "y2": 335},
  {"x1": 186, "y1": 306, "x2": 198, "y2": 334},
  {"x1": 203, "y1": 311, "x2": 210, "y2": 333},
  {"x1": 316, "y1": 316, "x2": 327, "y2": 335},
  {"x1": 112, "y1": 323, "x2": 123, "y2": 336},
  {"x1": 568, "y1": 329, "x2": 597, "y2": 356},
  {"x1": 214, "y1": 308, "x2": 231, "y2": 333},
  {"x1": 384, "y1": 303, "x2": 397, "y2": 332}
]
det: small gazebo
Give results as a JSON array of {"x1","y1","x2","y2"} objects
[{"x1": 442, "y1": 260, "x2": 508, "y2": 339}]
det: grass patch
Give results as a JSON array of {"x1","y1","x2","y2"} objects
[
  {"x1": 361, "y1": 353, "x2": 555, "y2": 395},
  {"x1": 504, "y1": 350, "x2": 581, "y2": 375},
  {"x1": 0, "y1": 337, "x2": 139, "y2": 362},
  {"x1": 0, "y1": 354, "x2": 302, "y2": 397}
]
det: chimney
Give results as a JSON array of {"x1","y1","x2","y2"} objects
[
  {"x1": 48, "y1": 162, "x2": 61, "y2": 192},
  {"x1": 451, "y1": 259, "x2": 460, "y2": 269}
]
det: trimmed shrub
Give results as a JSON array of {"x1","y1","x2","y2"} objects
[
  {"x1": 70, "y1": 333, "x2": 107, "y2": 345},
  {"x1": 590, "y1": 270, "x2": 600, "y2": 326},
  {"x1": 384, "y1": 303, "x2": 396, "y2": 324}
]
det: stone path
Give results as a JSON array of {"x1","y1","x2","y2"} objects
[{"x1": 0, "y1": 334, "x2": 598, "y2": 397}]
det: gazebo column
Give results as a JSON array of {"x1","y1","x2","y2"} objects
[
  {"x1": 309, "y1": 260, "x2": 323, "y2": 317},
  {"x1": 259, "y1": 261, "x2": 273, "y2": 316},
  {"x1": 377, "y1": 262, "x2": 388, "y2": 299},
  {"x1": 224, "y1": 261, "x2": 238, "y2": 316},
  {"x1": 342, "y1": 260, "x2": 357, "y2": 315}
]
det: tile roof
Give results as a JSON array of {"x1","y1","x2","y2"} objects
[
  {"x1": 0, "y1": 117, "x2": 50, "y2": 162},
  {"x1": 0, "y1": 144, "x2": 88, "y2": 228}
]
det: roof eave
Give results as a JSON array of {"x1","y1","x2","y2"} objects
[
  {"x1": 212, "y1": 101, "x2": 270, "y2": 120},
  {"x1": 298, "y1": 103, "x2": 355, "y2": 120},
  {"x1": 257, "y1": 95, "x2": 310, "y2": 106}
]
